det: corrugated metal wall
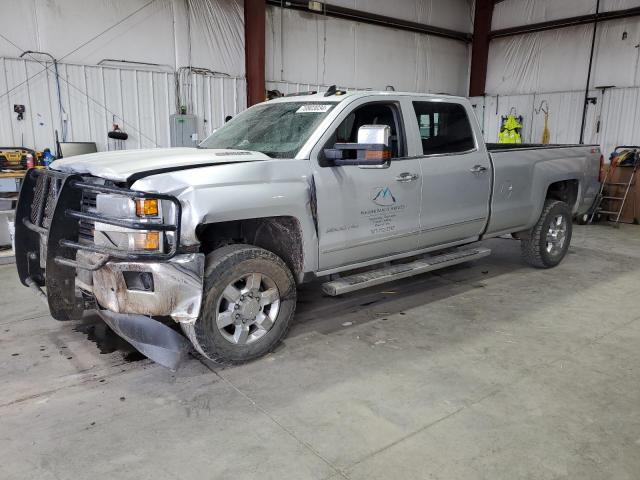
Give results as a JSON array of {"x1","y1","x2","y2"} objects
[
  {"x1": 470, "y1": 87, "x2": 640, "y2": 157},
  {"x1": 0, "y1": 57, "x2": 246, "y2": 152}
]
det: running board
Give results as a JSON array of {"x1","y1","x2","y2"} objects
[{"x1": 321, "y1": 247, "x2": 491, "y2": 296}]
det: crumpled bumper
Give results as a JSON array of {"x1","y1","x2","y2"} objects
[
  {"x1": 98, "y1": 310, "x2": 192, "y2": 370},
  {"x1": 80, "y1": 252, "x2": 205, "y2": 324}
]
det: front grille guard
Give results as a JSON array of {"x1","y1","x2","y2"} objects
[{"x1": 15, "y1": 168, "x2": 181, "y2": 320}]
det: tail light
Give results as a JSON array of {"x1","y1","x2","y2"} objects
[{"x1": 598, "y1": 154, "x2": 605, "y2": 182}]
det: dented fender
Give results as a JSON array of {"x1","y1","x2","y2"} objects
[{"x1": 131, "y1": 160, "x2": 319, "y2": 273}]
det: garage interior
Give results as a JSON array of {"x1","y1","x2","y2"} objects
[{"x1": 1, "y1": 1, "x2": 640, "y2": 479}]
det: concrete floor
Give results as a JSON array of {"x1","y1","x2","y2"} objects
[{"x1": 1, "y1": 224, "x2": 640, "y2": 479}]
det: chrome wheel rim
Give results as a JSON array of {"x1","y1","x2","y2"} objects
[
  {"x1": 216, "y1": 273, "x2": 280, "y2": 345},
  {"x1": 546, "y1": 214, "x2": 567, "y2": 255}
]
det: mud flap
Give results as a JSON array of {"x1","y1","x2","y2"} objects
[{"x1": 98, "y1": 311, "x2": 191, "y2": 370}]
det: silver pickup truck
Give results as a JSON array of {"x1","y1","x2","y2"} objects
[{"x1": 15, "y1": 90, "x2": 601, "y2": 367}]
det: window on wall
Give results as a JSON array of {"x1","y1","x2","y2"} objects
[{"x1": 413, "y1": 101, "x2": 475, "y2": 155}]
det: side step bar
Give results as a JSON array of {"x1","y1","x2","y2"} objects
[{"x1": 322, "y1": 247, "x2": 491, "y2": 296}]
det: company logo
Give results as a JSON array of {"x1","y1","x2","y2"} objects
[{"x1": 371, "y1": 186, "x2": 396, "y2": 206}]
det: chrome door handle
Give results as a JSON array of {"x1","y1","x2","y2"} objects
[
  {"x1": 470, "y1": 165, "x2": 488, "y2": 174},
  {"x1": 395, "y1": 172, "x2": 419, "y2": 182}
]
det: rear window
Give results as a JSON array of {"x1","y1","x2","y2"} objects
[{"x1": 413, "y1": 101, "x2": 475, "y2": 155}]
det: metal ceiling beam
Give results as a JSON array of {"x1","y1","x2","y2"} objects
[
  {"x1": 266, "y1": 0, "x2": 471, "y2": 43},
  {"x1": 491, "y1": 6, "x2": 640, "y2": 38}
]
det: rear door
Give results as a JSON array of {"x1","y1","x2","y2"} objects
[
  {"x1": 411, "y1": 99, "x2": 492, "y2": 247},
  {"x1": 311, "y1": 98, "x2": 422, "y2": 271}
]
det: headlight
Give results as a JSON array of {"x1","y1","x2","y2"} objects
[
  {"x1": 135, "y1": 198, "x2": 159, "y2": 217},
  {"x1": 94, "y1": 194, "x2": 164, "y2": 252}
]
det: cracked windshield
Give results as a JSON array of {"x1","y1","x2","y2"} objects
[{"x1": 199, "y1": 102, "x2": 337, "y2": 158}]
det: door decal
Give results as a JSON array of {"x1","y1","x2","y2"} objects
[
  {"x1": 371, "y1": 186, "x2": 396, "y2": 206},
  {"x1": 362, "y1": 186, "x2": 407, "y2": 234}
]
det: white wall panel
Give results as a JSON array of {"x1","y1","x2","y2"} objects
[
  {"x1": 266, "y1": 5, "x2": 471, "y2": 95},
  {"x1": 0, "y1": 0, "x2": 244, "y2": 76},
  {"x1": 602, "y1": 0, "x2": 640, "y2": 9},
  {"x1": 0, "y1": 0, "x2": 246, "y2": 152},
  {"x1": 492, "y1": 0, "x2": 596, "y2": 30},
  {"x1": 330, "y1": 0, "x2": 472, "y2": 32},
  {"x1": 486, "y1": 25, "x2": 593, "y2": 95},
  {"x1": 591, "y1": 17, "x2": 640, "y2": 88},
  {"x1": 492, "y1": 0, "x2": 640, "y2": 31},
  {"x1": 353, "y1": 23, "x2": 418, "y2": 91},
  {"x1": 186, "y1": 0, "x2": 245, "y2": 76},
  {"x1": 0, "y1": 57, "x2": 245, "y2": 152},
  {"x1": 597, "y1": 87, "x2": 640, "y2": 153},
  {"x1": 488, "y1": 17, "x2": 640, "y2": 93}
]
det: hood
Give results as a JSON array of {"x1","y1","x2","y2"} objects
[{"x1": 51, "y1": 147, "x2": 270, "y2": 182}]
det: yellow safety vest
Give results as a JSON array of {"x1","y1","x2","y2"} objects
[{"x1": 499, "y1": 115, "x2": 522, "y2": 144}]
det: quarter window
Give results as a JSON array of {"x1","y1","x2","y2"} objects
[{"x1": 413, "y1": 101, "x2": 475, "y2": 155}]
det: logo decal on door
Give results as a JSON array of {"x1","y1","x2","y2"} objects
[{"x1": 371, "y1": 186, "x2": 396, "y2": 206}]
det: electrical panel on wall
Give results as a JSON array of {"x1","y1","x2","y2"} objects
[{"x1": 169, "y1": 114, "x2": 198, "y2": 147}]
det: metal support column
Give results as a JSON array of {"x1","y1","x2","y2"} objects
[
  {"x1": 244, "y1": 0, "x2": 266, "y2": 106},
  {"x1": 469, "y1": 0, "x2": 495, "y2": 97}
]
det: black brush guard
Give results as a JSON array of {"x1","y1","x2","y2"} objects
[{"x1": 15, "y1": 168, "x2": 181, "y2": 320}]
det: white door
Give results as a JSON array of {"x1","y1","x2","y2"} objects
[
  {"x1": 311, "y1": 99, "x2": 422, "y2": 271},
  {"x1": 410, "y1": 99, "x2": 491, "y2": 247}
]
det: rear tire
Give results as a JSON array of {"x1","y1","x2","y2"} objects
[
  {"x1": 521, "y1": 200, "x2": 572, "y2": 268},
  {"x1": 183, "y1": 244, "x2": 296, "y2": 364}
]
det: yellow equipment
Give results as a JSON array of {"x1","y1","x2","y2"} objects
[
  {"x1": 0, "y1": 147, "x2": 41, "y2": 170},
  {"x1": 498, "y1": 112, "x2": 523, "y2": 144}
]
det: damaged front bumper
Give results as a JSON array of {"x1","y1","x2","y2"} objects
[
  {"x1": 78, "y1": 251, "x2": 204, "y2": 324},
  {"x1": 14, "y1": 168, "x2": 204, "y2": 368},
  {"x1": 15, "y1": 168, "x2": 187, "y2": 318}
]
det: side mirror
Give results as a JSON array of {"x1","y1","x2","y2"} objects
[{"x1": 324, "y1": 125, "x2": 391, "y2": 166}]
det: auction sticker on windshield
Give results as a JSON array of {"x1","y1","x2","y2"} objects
[{"x1": 296, "y1": 104, "x2": 333, "y2": 113}]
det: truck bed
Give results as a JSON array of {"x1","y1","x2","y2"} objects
[{"x1": 483, "y1": 144, "x2": 601, "y2": 237}]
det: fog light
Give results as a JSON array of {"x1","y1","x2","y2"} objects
[
  {"x1": 123, "y1": 271, "x2": 154, "y2": 292},
  {"x1": 131, "y1": 231, "x2": 160, "y2": 251},
  {"x1": 135, "y1": 198, "x2": 159, "y2": 217}
]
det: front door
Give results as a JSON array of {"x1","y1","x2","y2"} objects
[
  {"x1": 410, "y1": 99, "x2": 491, "y2": 247},
  {"x1": 312, "y1": 99, "x2": 422, "y2": 271}
]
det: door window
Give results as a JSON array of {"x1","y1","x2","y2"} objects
[{"x1": 413, "y1": 101, "x2": 475, "y2": 155}]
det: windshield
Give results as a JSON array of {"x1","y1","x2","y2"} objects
[{"x1": 199, "y1": 102, "x2": 337, "y2": 158}]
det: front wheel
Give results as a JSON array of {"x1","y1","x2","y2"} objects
[
  {"x1": 520, "y1": 200, "x2": 572, "y2": 268},
  {"x1": 183, "y1": 244, "x2": 296, "y2": 364}
]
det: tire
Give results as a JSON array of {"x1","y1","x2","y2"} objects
[
  {"x1": 183, "y1": 244, "x2": 296, "y2": 364},
  {"x1": 520, "y1": 200, "x2": 572, "y2": 268}
]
